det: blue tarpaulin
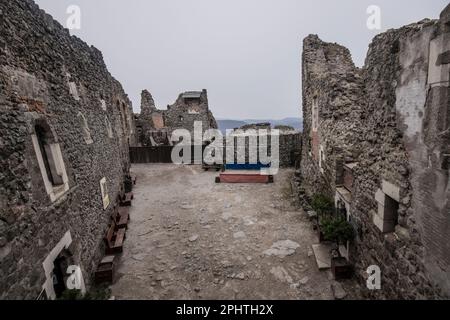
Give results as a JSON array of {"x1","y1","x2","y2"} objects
[{"x1": 224, "y1": 163, "x2": 271, "y2": 170}]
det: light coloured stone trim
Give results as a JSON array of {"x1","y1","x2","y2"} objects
[{"x1": 31, "y1": 134, "x2": 69, "y2": 202}]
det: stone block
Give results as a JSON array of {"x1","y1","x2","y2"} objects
[
  {"x1": 440, "y1": 4, "x2": 450, "y2": 25},
  {"x1": 395, "y1": 225, "x2": 411, "y2": 241},
  {"x1": 312, "y1": 243, "x2": 332, "y2": 270},
  {"x1": 373, "y1": 212, "x2": 395, "y2": 234},
  {"x1": 382, "y1": 180, "x2": 400, "y2": 202},
  {"x1": 428, "y1": 35, "x2": 450, "y2": 86},
  {"x1": 375, "y1": 189, "x2": 385, "y2": 205}
]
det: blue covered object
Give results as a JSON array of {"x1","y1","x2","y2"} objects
[{"x1": 224, "y1": 163, "x2": 271, "y2": 170}]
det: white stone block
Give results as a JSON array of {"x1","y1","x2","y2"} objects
[
  {"x1": 69, "y1": 81, "x2": 80, "y2": 101},
  {"x1": 382, "y1": 180, "x2": 400, "y2": 202},
  {"x1": 375, "y1": 189, "x2": 385, "y2": 205},
  {"x1": 428, "y1": 35, "x2": 450, "y2": 86},
  {"x1": 373, "y1": 211, "x2": 395, "y2": 233},
  {"x1": 377, "y1": 202, "x2": 386, "y2": 219},
  {"x1": 100, "y1": 99, "x2": 107, "y2": 111}
]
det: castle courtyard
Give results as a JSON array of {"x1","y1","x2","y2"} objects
[{"x1": 110, "y1": 164, "x2": 359, "y2": 299}]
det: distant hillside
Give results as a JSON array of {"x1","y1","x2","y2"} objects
[
  {"x1": 216, "y1": 120, "x2": 248, "y2": 133},
  {"x1": 217, "y1": 117, "x2": 302, "y2": 134}
]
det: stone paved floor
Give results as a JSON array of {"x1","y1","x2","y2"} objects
[{"x1": 110, "y1": 164, "x2": 359, "y2": 299}]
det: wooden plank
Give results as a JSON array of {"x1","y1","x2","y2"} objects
[
  {"x1": 312, "y1": 244, "x2": 332, "y2": 270},
  {"x1": 221, "y1": 170, "x2": 271, "y2": 176},
  {"x1": 114, "y1": 228, "x2": 126, "y2": 251},
  {"x1": 118, "y1": 206, "x2": 130, "y2": 220},
  {"x1": 100, "y1": 255, "x2": 116, "y2": 266},
  {"x1": 116, "y1": 215, "x2": 128, "y2": 229},
  {"x1": 120, "y1": 192, "x2": 133, "y2": 207}
]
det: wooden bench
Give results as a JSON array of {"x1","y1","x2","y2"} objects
[
  {"x1": 94, "y1": 255, "x2": 116, "y2": 285},
  {"x1": 104, "y1": 221, "x2": 126, "y2": 255},
  {"x1": 216, "y1": 171, "x2": 274, "y2": 184},
  {"x1": 120, "y1": 192, "x2": 133, "y2": 207},
  {"x1": 112, "y1": 206, "x2": 130, "y2": 229}
]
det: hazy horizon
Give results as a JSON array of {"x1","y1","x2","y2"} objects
[{"x1": 34, "y1": 0, "x2": 448, "y2": 119}]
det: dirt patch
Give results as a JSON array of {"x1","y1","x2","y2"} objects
[{"x1": 110, "y1": 164, "x2": 360, "y2": 299}]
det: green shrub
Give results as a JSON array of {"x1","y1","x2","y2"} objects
[
  {"x1": 311, "y1": 194, "x2": 334, "y2": 216},
  {"x1": 321, "y1": 216, "x2": 355, "y2": 253}
]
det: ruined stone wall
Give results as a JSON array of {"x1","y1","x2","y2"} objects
[
  {"x1": 165, "y1": 89, "x2": 217, "y2": 134},
  {"x1": 279, "y1": 133, "x2": 302, "y2": 168},
  {"x1": 134, "y1": 90, "x2": 167, "y2": 145},
  {"x1": 134, "y1": 89, "x2": 218, "y2": 146},
  {"x1": 351, "y1": 12, "x2": 450, "y2": 299},
  {"x1": 0, "y1": 0, "x2": 135, "y2": 299},
  {"x1": 299, "y1": 5, "x2": 450, "y2": 299},
  {"x1": 229, "y1": 131, "x2": 301, "y2": 168},
  {"x1": 300, "y1": 35, "x2": 364, "y2": 199}
]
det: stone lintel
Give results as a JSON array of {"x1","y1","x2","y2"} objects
[{"x1": 382, "y1": 180, "x2": 400, "y2": 202}]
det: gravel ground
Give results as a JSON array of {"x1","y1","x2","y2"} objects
[{"x1": 110, "y1": 164, "x2": 360, "y2": 300}]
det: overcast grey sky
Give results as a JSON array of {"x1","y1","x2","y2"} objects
[{"x1": 34, "y1": 0, "x2": 447, "y2": 119}]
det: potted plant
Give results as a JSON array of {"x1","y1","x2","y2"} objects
[
  {"x1": 321, "y1": 216, "x2": 355, "y2": 280},
  {"x1": 311, "y1": 194, "x2": 334, "y2": 242}
]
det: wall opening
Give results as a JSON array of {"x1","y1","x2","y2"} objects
[
  {"x1": 384, "y1": 195, "x2": 399, "y2": 226},
  {"x1": 319, "y1": 144, "x2": 325, "y2": 173},
  {"x1": 52, "y1": 249, "x2": 72, "y2": 298},
  {"x1": 121, "y1": 102, "x2": 129, "y2": 133},
  {"x1": 105, "y1": 116, "x2": 113, "y2": 138},
  {"x1": 373, "y1": 181, "x2": 401, "y2": 233},
  {"x1": 77, "y1": 112, "x2": 93, "y2": 144},
  {"x1": 100, "y1": 177, "x2": 110, "y2": 210},
  {"x1": 42, "y1": 231, "x2": 86, "y2": 300},
  {"x1": 32, "y1": 121, "x2": 70, "y2": 202},
  {"x1": 312, "y1": 97, "x2": 319, "y2": 132},
  {"x1": 35, "y1": 125, "x2": 63, "y2": 186}
]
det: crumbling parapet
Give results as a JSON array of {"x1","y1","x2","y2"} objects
[
  {"x1": 140, "y1": 89, "x2": 157, "y2": 116},
  {"x1": 301, "y1": 34, "x2": 365, "y2": 200},
  {"x1": 165, "y1": 89, "x2": 218, "y2": 133},
  {"x1": 134, "y1": 89, "x2": 218, "y2": 146}
]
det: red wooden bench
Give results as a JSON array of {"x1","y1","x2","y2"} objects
[
  {"x1": 104, "y1": 221, "x2": 126, "y2": 255},
  {"x1": 94, "y1": 255, "x2": 116, "y2": 285},
  {"x1": 216, "y1": 170, "x2": 274, "y2": 184},
  {"x1": 112, "y1": 206, "x2": 130, "y2": 229},
  {"x1": 120, "y1": 192, "x2": 133, "y2": 207}
]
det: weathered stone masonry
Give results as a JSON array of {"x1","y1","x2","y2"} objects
[
  {"x1": 134, "y1": 89, "x2": 218, "y2": 146},
  {"x1": 230, "y1": 125, "x2": 302, "y2": 168},
  {"x1": 0, "y1": 0, "x2": 135, "y2": 299},
  {"x1": 298, "y1": 5, "x2": 450, "y2": 299}
]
